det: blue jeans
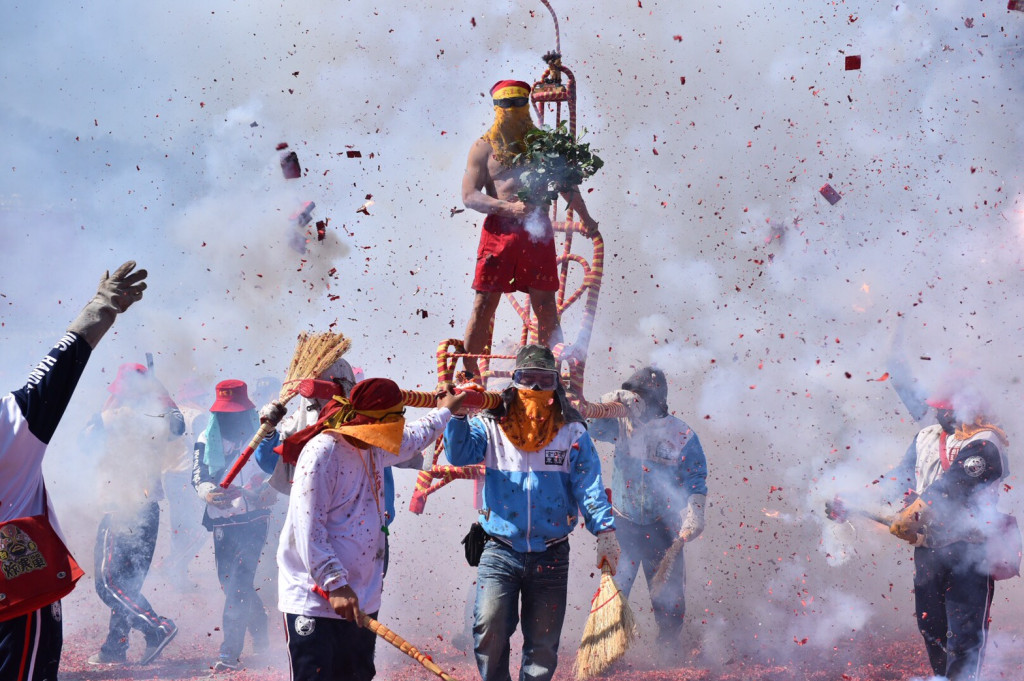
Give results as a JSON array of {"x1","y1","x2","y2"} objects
[{"x1": 474, "y1": 540, "x2": 570, "y2": 681}]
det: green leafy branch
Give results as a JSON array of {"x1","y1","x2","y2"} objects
[{"x1": 512, "y1": 122, "x2": 604, "y2": 206}]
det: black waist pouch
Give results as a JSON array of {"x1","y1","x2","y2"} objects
[{"x1": 462, "y1": 522, "x2": 488, "y2": 567}]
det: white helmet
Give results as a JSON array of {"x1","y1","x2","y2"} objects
[{"x1": 319, "y1": 357, "x2": 356, "y2": 396}]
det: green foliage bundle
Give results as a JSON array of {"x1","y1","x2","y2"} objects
[{"x1": 513, "y1": 122, "x2": 604, "y2": 205}]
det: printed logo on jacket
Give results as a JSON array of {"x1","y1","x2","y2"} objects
[
  {"x1": 544, "y1": 449, "x2": 567, "y2": 466},
  {"x1": 0, "y1": 524, "x2": 47, "y2": 579}
]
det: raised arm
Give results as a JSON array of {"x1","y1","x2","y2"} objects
[{"x1": 12, "y1": 261, "x2": 147, "y2": 445}]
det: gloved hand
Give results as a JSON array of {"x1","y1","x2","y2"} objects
[
  {"x1": 67, "y1": 261, "x2": 148, "y2": 348},
  {"x1": 600, "y1": 389, "x2": 644, "y2": 421},
  {"x1": 889, "y1": 497, "x2": 928, "y2": 546},
  {"x1": 259, "y1": 401, "x2": 287, "y2": 428},
  {"x1": 596, "y1": 530, "x2": 621, "y2": 575},
  {"x1": 204, "y1": 486, "x2": 242, "y2": 509},
  {"x1": 679, "y1": 493, "x2": 706, "y2": 542}
]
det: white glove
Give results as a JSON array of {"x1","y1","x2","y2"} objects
[
  {"x1": 596, "y1": 531, "x2": 621, "y2": 575},
  {"x1": 679, "y1": 494, "x2": 706, "y2": 542},
  {"x1": 67, "y1": 261, "x2": 148, "y2": 348},
  {"x1": 600, "y1": 389, "x2": 644, "y2": 421},
  {"x1": 259, "y1": 401, "x2": 287, "y2": 428},
  {"x1": 205, "y1": 487, "x2": 242, "y2": 509}
]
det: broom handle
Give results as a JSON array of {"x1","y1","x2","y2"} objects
[
  {"x1": 361, "y1": 614, "x2": 458, "y2": 681},
  {"x1": 219, "y1": 392, "x2": 299, "y2": 488}
]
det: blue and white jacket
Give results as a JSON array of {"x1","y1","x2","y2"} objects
[
  {"x1": 444, "y1": 413, "x2": 614, "y2": 553},
  {"x1": 591, "y1": 414, "x2": 707, "y2": 528}
]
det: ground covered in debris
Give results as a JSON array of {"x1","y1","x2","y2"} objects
[{"x1": 58, "y1": 626, "x2": 1024, "y2": 681}]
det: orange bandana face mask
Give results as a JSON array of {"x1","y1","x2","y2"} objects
[
  {"x1": 322, "y1": 398, "x2": 407, "y2": 454},
  {"x1": 500, "y1": 389, "x2": 564, "y2": 452}
]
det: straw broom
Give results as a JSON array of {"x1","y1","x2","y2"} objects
[
  {"x1": 649, "y1": 536, "x2": 685, "y2": 599},
  {"x1": 572, "y1": 562, "x2": 637, "y2": 680},
  {"x1": 219, "y1": 331, "x2": 351, "y2": 487},
  {"x1": 361, "y1": 614, "x2": 459, "y2": 681}
]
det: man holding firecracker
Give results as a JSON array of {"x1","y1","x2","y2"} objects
[
  {"x1": 590, "y1": 366, "x2": 708, "y2": 648},
  {"x1": 460, "y1": 79, "x2": 599, "y2": 377},
  {"x1": 0, "y1": 262, "x2": 146, "y2": 681},
  {"x1": 192, "y1": 380, "x2": 277, "y2": 673},
  {"x1": 443, "y1": 344, "x2": 619, "y2": 681},
  {"x1": 276, "y1": 378, "x2": 465, "y2": 681},
  {"x1": 880, "y1": 392, "x2": 1012, "y2": 681},
  {"x1": 832, "y1": 389, "x2": 1013, "y2": 681}
]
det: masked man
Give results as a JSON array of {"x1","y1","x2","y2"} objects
[
  {"x1": 0, "y1": 262, "x2": 146, "y2": 681},
  {"x1": 460, "y1": 79, "x2": 599, "y2": 377},
  {"x1": 88, "y1": 363, "x2": 184, "y2": 666},
  {"x1": 277, "y1": 378, "x2": 465, "y2": 681},
  {"x1": 192, "y1": 380, "x2": 276, "y2": 673},
  {"x1": 444, "y1": 344, "x2": 618, "y2": 681},
  {"x1": 254, "y1": 357, "x2": 358, "y2": 494},
  {"x1": 255, "y1": 361, "x2": 421, "y2": 579},
  {"x1": 590, "y1": 367, "x2": 708, "y2": 650},
  {"x1": 882, "y1": 394, "x2": 1010, "y2": 681}
]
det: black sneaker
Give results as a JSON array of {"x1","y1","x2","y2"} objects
[
  {"x1": 140, "y1": 619, "x2": 178, "y2": 665},
  {"x1": 87, "y1": 651, "x2": 126, "y2": 666},
  {"x1": 212, "y1": 657, "x2": 239, "y2": 673}
]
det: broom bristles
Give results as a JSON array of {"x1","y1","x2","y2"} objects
[
  {"x1": 573, "y1": 566, "x2": 637, "y2": 680},
  {"x1": 278, "y1": 331, "x2": 352, "y2": 402}
]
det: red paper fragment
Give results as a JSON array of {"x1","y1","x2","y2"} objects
[
  {"x1": 470, "y1": 16, "x2": 476, "y2": 26},
  {"x1": 819, "y1": 183, "x2": 842, "y2": 205},
  {"x1": 276, "y1": 142, "x2": 289, "y2": 151},
  {"x1": 1011, "y1": 0, "x2": 1024, "y2": 11},
  {"x1": 845, "y1": 55, "x2": 861, "y2": 71},
  {"x1": 673, "y1": 35, "x2": 682, "y2": 42},
  {"x1": 680, "y1": 76, "x2": 686, "y2": 85},
  {"x1": 346, "y1": 150, "x2": 362, "y2": 158}
]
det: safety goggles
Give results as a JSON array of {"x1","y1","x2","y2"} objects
[
  {"x1": 493, "y1": 97, "x2": 530, "y2": 108},
  {"x1": 512, "y1": 369, "x2": 559, "y2": 391}
]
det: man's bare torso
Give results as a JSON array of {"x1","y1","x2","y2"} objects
[{"x1": 477, "y1": 139, "x2": 522, "y2": 202}]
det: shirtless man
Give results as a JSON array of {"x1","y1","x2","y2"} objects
[{"x1": 461, "y1": 79, "x2": 599, "y2": 377}]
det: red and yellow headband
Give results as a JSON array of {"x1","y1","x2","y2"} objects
[{"x1": 491, "y1": 80, "x2": 531, "y2": 101}]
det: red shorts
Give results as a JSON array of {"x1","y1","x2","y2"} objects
[{"x1": 472, "y1": 214, "x2": 559, "y2": 293}]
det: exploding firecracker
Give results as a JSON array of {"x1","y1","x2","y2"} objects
[
  {"x1": 819, "y1": 183, "x2": 842, "y2": 205},
  {"x1": 278, "y1": 142, "x2": 301, "y2": 179},
  {"x1": 356, "y1": 194, "x2": 374, "y2": 215},
  {"x1": 291, "y1": 201, "x2": 315, "y2": 227}
]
